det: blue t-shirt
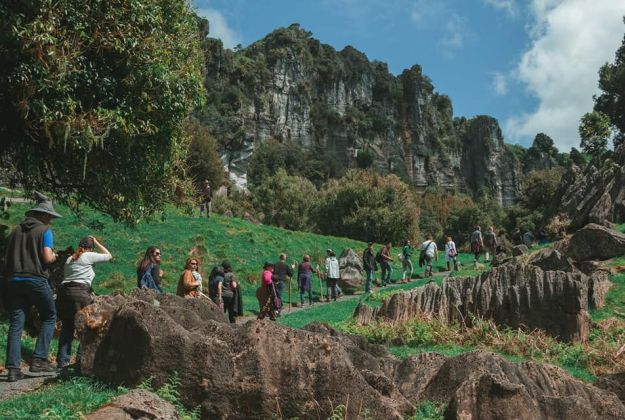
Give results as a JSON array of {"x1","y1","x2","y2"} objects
[{"x1": 11, "y1": 228, "x2": 54, "y2": 282}]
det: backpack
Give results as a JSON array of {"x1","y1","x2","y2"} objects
[
  {"x1": 138, "y1": 264, "x2": 162, "y2": 293},
  {"x1": 418, "y1": 241, "x2": 434, "y2": 267},
  {"x1": 375, "y1": 249, "x2": 383, "y2": 263}
]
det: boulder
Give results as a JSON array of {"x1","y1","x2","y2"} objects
[
  {"x1": 338, "y1": 248, "x2": 364, "y2": 292},
  {"x1": 566, "y1": 223, "x2": 625, "y2": 261},
  {"x1": 354, "y1": 263, "x2": 591, "y2": 342},
  {"x1": 588, "y1": 269, "x2": 612, "y2": 309},
  {"x1": 527, "y1": 248, "x2": 574, "y2": 272},
  {"x1": 75, "y1": 291, "x2": 625, "y2": 419},
  {"x1": 512, "y1": 244, "x2": 528, "y2": 256},
  {"x1": 86, "y1": 389, "x2": 179, "y2": 420},
  {"x1": 596, "y1": 373, "x2": 625, "y2": 405}
]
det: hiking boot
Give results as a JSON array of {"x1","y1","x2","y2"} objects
[
  {"x1": 7, "y1": 368, "x2": 24, "y2": 382},
  {"x1": 30, "y1": 358, "x2": 58, "y2": 373}
]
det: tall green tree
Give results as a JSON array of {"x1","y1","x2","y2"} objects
[
  {"x1": 579, "y1": 111, "x2": 611, "y2": 158},
  {"x1": 0, "y1": 0, "x2": 205, "y2": 223},
  {"x1": 184, "y1": 118, "x2": 225, "y2": 190}
]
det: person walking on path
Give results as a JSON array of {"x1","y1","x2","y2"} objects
[
  {"x1": 257, "y1": 262, "x2": 278, "y2": 320},
  {"x1": 401, "y1": 240, "x2": 413, "y2": 282},
  {"x1": 208, "y1": 265, "x2": 225, "y2": 306},
  {"x1": 470, "y1": 226, "x2": 483, "y2": 262},
  {"x1": 484, "y1": 226, "x2": 498, "y2": 263},
  {"x1": 221, "y1": 261, "x2": 239, "y2": 323},
  {"x1": 378, "y1": 243, "x2": 393, "y2": 286},
  {"x1": 444, "y1": 236, "x2": 459, "y2": 271},
  {"x1": 273, "y1": 253, "x2": 294, "y2": 314},
  {"x1": 298, "y1": 255, "x2": 320, "y2": 306},
  {"x1": 137, "y1": 246, "x2": 163, "y2": 292},
  {"x1": 57, "y1": 236, "x2": 112, "y2": 371},
  {"x1": 421, "y1": 235, "x2": 438, "y2": 277},
  {"x1": 362, "y1": 242, "x2": 376, "y2": 293},
  {"x1": 324, "y1": 249, "x2": 340, "y2": 301},
  {"x1": 176, "y1": 258, "x2": 202, "y2": 298},
  {"x1": 199, "y1": 180, "x2": 212, "y2": 218},
  {"x1": 4, "y1": 192, "x2": 62, "y2": 382}
]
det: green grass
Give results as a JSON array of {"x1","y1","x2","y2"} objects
[
  {"x1": 278, "y1": 298, "x2": 362, "y2": 329},
  {"x1": 0, "y1": 377, "x2": 123, "y2": 419}
]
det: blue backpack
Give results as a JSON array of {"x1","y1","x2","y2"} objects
[{"x1": 138, "y1": 264, "x2": 162, "y2": 293}]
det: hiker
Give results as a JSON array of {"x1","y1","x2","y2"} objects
[
  {"x1": 470, "y1": 226, "x2": 483, "y2": 262},
  {"x1": 523, "y1": 229, "x2": 535, "y2": 248},
  {"x1": 199, "y1": 180, "x2": 212, "y2": 218},
  {"x1": 176, "y1": 258, "x2": 202, "y2": 298},
  {"x1": 137, "y1": 246, "x2": 163, "y2": 292},
  {"x1": 378, "y1": 243, "x2": 393, "y2": 286},
  {"x1": 444, "y1": 236, "x2": 459, "y2": 271},
  {"x1": 325, "y1": 249, "x2": 340, "y2": 301},
  {"x1": 483, "y1": 226, "x2": 498, "y2": 263},
  {"x1": 420, "y1": 235, "x2": 438, "y2": 277},
  {"x1": 4, "y1": 192, "x2": 61, "y2": 381},
  {"x1": 273, "y1": 253, "x2": 294, "y2": 315},
  {"x1": 208, "y1": 265, "x2": 225, "y2": 305},
  {"x1": 298, "y1": 255, "x2": 320, "y2": 306},
  {"x1": 496, "y1": 229, "x2": 508, "y2": 254},
  {"x1": 257, "y1": 261, "x2": 279, "y2": 321},
  {"x1": 57, "y1": 236, "x2": 112, "y2": 371},
  {"x1": 401, "y1": 240, "x2": 413, "y2": 282},
  {"x1": 362, "y1": 242, "x2": 376, "y2": 293},
  {"x1": 221, "y1": 260, "x2": 240, "y2": 323}
]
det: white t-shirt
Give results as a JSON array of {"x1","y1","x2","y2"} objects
[
  {"x1": 421, "y1": 241, "x2": 437, "y2": 258},
  {"x1": 325, "y1": 257, "x2": 340, "y2": 279},
  {"x1": 63, "y1": 251, "x2": 112, "y2": 286}
]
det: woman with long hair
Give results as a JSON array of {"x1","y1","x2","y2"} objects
[
  {"x1": 56, "y1": 236, "x2": 112, "y2": 370},
  {"x1": 176, "y1": 258, "x2": 201, "y2": 298},
  {"x1": 137, "y1": 246, "x2": 163, "y2": 292}
]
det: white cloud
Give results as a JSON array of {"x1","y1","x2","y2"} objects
[
  {"x1": 441, "y1": 13, "x2": 467, "y2": 49},
  {"x1": 483, "y1": 0, "x2": 519, "y2": 18},
  {"x1": 504, "y1": 0, "x2": 625, "y2": 151},
  {"x1": 491, "y1": 72, "x2": 508, "y2": 95},
  {"x1": 411, "y1": 1, "x2": 470, "y2": 54},
  {"x1": 197, "y1": 8, "x2": 242, "y2": 49}
]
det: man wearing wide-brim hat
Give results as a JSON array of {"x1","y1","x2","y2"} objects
[{"x1": 4, "y1": 191, "x2": 61, "y2": 381}]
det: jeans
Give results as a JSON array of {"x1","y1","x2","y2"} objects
[
  {"x1": 275, "y1": 281, "x2": 284, "y2": 312},
  {"x1": 402, "y1": 259, "x2": 413, "y2": 280},
  {"x1": 326, "y1": 278, "x2": 338, "y2": 300},
  {"x1": 300, "y1": 288, "x2": 313, "y2": 305},
  {"x1": 222, "y1": 295, "x2": 236, "y2": 323},
  {"x1": 6, "y1": 279, "x2": 56, "y2": 369},
  {"x1": 424, "y1": 256, "x2": 434, "y2": 276},
  {"x1": 365, "y1": 269, "x2": 374, "y2": 293},
  {"x1": 57, "y1": 318, "x2": 77, "y2": 368},
  {"x1": 380, "y1": 262, "x2": 392, "y2": 285}
]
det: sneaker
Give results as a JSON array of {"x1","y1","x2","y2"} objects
[
  {"x1": 30, "y1": 358, "x2": 58, "y2": 373},
  {"x1": 7, "y1": 368, "x2": 24, "y2": 382}
]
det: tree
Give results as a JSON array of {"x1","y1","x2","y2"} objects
[
  {"x1": 569, "y1": 147, "x2": 586, "y2": 167},
  {"x1": 356, "y1": 149, "x2": 374, "y2": 169},
  {"x1": 579, "y1": 111, "x2": 611, "y2": 158},
  {"x1": 247, "y1": 140, "x2": 306, "y2": 187},
  {"x1": 184, "y1": 118, "x2": 225, "y2": 190},
  {"x1": 518, "y1": 167, "x2": 565, "y2": 214},
  {"x1": 0, "y1": 0, "x2": 205, "y2": 223}
]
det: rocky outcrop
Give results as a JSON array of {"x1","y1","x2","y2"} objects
[
  {"x1": 338, "y1": 248, "x2": 363, "y2": 292},
  {"x1": 86, "y1": 389, "x2": 179, "y2": 420},
  {"x1": 527, "y1": 248, "x2": 575, "y2": 272},
  {"x1": 354, "y1": 263, "x2": 591, "y2": 342},
  {"x1": 202, "y1": 25, "x2": 523, "y2": 204},
  {"x1": 75, "y1": 290, "x2": 625, "y2": 419},
  {"x1": 551, "y1": 144, "x2": 625, "y2": 229},
  {"x1": 564, "y1": 223, "x2": 625, "y2": 261}
]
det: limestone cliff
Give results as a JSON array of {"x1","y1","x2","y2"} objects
[{"x1": 201, "y1": 24, "x2": 523, "y2": 204}]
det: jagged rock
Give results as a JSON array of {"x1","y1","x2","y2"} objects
[
  {"x1": 75, "y1": 291, "x2": 625, "y2": 419},
  {"x1": 354, "y1": 264, "x2": 591, "y2": 342},
  {"x1": 243, "y1": 211, "x2": 260, "y2": 225},
  {"x1": 566, "y1": 223, "x2": 625, "y2": 261},
  {"x1": 588, "y1": 269, "x2": 612, "y2": 309},
  {"x1": 527, "y1": 248, "x2": 574, "y2": 272},
  {"x1": 338, "y1": 248, "x2": 363, "y2": 292},
  {"x1": 551, "y1": 144, "x2": 625, "y2": 229},
  {"x1": 86, "y1": 389, "x2": 179, "y2": 420},
  {"x1": 596, "y1": 373, "x2": 625, "y2": 405},
  {"x1": 491, "y1": 253, "x2": 513, "y2": 267},
  {"x1": 512, "y1": 244, "x2": 528, "y2": 256}
]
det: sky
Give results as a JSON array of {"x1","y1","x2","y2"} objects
[{"x1": 194, "y1": 0, "x2": 625, "y2": 152}]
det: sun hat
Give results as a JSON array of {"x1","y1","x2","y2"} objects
[{"x1": 27, "y1": 191, "x2": 62, "y2": 218}]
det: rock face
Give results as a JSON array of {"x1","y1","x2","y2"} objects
[
  {"x1": 75, "y1": 290, "x2": 625, "y2": 419},
  {"x1": 527, "y1": 248, "x2": 575, "y2": 272},
  {"x1": 551, "y1": 144, "x2": 625, "y2": 229},
  {"x1": 86, "y1": 389, "x2": 179, "y2": 420},
  {"x1": 354, "y1": 263, "x2": 591, "y2": 342},
  {"x1": 202, "y1": 25, "x2": 523, "y2": 204},
  {"x1": 338, "y1": 248, "x2": 364, "y2": 292},
  {"x1": 564, "y1": 223, "x2": 625, "y2": 261}
]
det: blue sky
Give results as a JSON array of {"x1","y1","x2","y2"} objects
[{"x1": 195, "y1": 0, "x2": 625, "y2": 151}]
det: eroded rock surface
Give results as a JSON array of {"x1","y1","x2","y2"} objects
[
  {"x1": 74, "y1": 292, "x2": 625, "y2": 419},
  {"x1": 338, "y1": 248, "x2": 364, "y2": 292},
  {"x1": 354, "y1": 263, "x2": 591, "y2": 342},
  {"x1": 564, "y1": 223, "x2": 625, "y2": 261},
  {"x1": 86, "y1": 389, "x2": 179, "y2": 420}
]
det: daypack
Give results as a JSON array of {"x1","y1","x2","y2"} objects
[
  {"x1": 418, "y1": 241, "x2": 434, "y2": 267},
  {"x1": 139, "y1": 264, "x2": 162, "y2": 293}
]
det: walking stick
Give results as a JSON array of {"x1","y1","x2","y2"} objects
[
  {"x1": 288, "y1": 276, "x2": 292, "y2": 312},
  {"x1": 316, "y1": 265, "x2": 324, "y2": 301}
]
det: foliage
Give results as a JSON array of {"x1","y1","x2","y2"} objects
[
  {"x1": 356, "y1": 149, "x2": 375, "y2": 169},
  {"x1": 250, "y1": 169, "x2": 318, "y2": 231},
  {"x1": 446, "y1": 206, "x2": 490, "y2": 246},
  {"x1": 569, "y1": 147, "x2": 587, "y2": 167},
  {"x1": 410, "y1": 401, "x2": 447, "y2": 420},
  {"x1": 0, "y1": 0, "x2": 205, "y2": 223},
  {"x1": 140, "y1": 374, "x2": 200, "y2": 420},
  {"x1": 247, "y1": 140, "x2": 307, "y2": 187},
  {"x1": 518, "y1": 167, "x2": 565, "y2": 213},
  {"x1": 417, "y1": 191, "x2": 475, "y2": 242},
  {"x1": 544, "y1": 214, "x2": 571, "y2": 239},
  {"x1": 522, "y1": 133, "x2": 558, "y2": 170},
  {"x1": 184, "y1": 118, "x2": 226, "y2": 191},
  {"x1": 312, "y1": 170, "x2": 420, "y2": 244},
  {"x1": 579, "y1": 111, "x2": 611, "y2": 158}
]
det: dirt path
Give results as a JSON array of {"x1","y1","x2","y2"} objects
[{"x1": 0, "y1": 370, "x2": 59, "y2": 402}]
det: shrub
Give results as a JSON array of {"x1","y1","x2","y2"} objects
[
  {"x1": 545, "y1": 214, "x2": 571, "y2": 239},
  {"x1": 184, "y1": 118, "x2": 226, "y2": 190}
]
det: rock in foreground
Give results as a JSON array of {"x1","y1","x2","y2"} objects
[
  {"x1": 86, "y1": 389, "x2": 179, "y2": 420},
  {"x1": 75, "y1": 290, "x2": 625, "y2": 419},
  {"x1": 338, "y1": 248, "x2": 364, "y2": 292}
]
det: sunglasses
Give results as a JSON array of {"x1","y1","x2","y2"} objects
[{"x1": 153, "y1": 252, "x2": 161, "y2": 256}]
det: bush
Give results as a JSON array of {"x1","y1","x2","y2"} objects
[
  {"x1": 518, "y1": 168, "x2": 565, "y2": 213},
  {"x1": 545, "y1": 214, "x2": 571, "y2": 239},
  {"x1": 312, "y1": 170, "x2": 420, "y2": 244},
  {"x1": 184, "y1": 118, "x2": 226, "y2": 190},
  {"x1": 446, "y1": 206, "x2": 491, "y2": 246}
]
